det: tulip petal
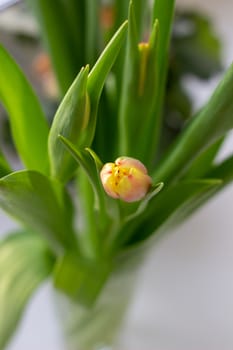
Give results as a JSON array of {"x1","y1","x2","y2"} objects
[{"x1": 100, "y1": 156, "x2": 152, "y2": 202}]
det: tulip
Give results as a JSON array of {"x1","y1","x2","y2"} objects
[{"x1": 100, "y1": 156, "x2": 152, "y2": 202}]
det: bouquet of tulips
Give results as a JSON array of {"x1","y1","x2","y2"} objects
[{"x1": 0, "y1": 0, "x2": 233, "y2": 348}]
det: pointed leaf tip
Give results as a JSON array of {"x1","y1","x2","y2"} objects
[
  {"x1": 49, "y1": 65, "x2": 90, "y2": 181},
  {"x1": 87, "y1": 20, "x2": 128, "y2": 101}
]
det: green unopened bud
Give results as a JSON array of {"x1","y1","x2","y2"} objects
[{"x1": 138, "y1": 42, "x2": 150, "y2": 96}]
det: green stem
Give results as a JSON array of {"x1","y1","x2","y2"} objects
[
  {"x1": 85, "y1": 0, "x2": 100, "y2": 66},
  {"x1": 77, "y1": 171, "x2": 101, "y2": 259},
  {"x1": 148, "y1": 0, "x2": 176, "y2": 167},
  {"x1": 29, "y1": 0, "x2": 85, "y2": 94}
]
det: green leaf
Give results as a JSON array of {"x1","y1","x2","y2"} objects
[
  {"x1": 86, "y1": 20, "x2": 128, "y2": 155},
  {"x1": 184, "y1": 138, "x2": 224, "y2": 179},
  {"x1": 153, "y1": 62, "x2": 233, "y2": 184},
  {"x1": 76, "y1": 171, "x2": 100, "y2": 259},
  {"x1": 0, "y1": 149, "x2": 11, "y2": 177},
  {"x1": 85, "y1": 0, "x2": 100, "y2": 66},
  {"x1": 49, "y1": 22, "x2": 127, "y2": 182},
  {"x1": 58, "y1": 135, "x2": 105, "y2": 213},
  {"x1": 87, "y1": 20, "x2": 128, "y2": 113},
  {"x1": 48, "y1": 66, "x2": 90, "y2": 181},
  {"x1": 124, "y1": 182, "x2": 164, "y2": 222},
  {"x1": 114, "y1": 0, "x2": 145, "y2": 38},
  {"x1": 114, "y1": 0, "x2": 130, "y2": 30},
  {"x1": 132, "y1": 0, "x2": 147, "y2": 38},
  {"x1": 118, "y1": 2, "x2": 159, "y2": 165},
  {"x1": 162, "y1": 152, "x2": 233, "y2": 226},
  {"x1": 118, "y1": 1, "x2": 143, "y2": 155},
  {"x1": 85, "y1": 147, "x2": 103, "y2": 171},
  {"x1": 0, "y1": 231, "x2": 54, "y2": 349},
  {"x1": 152, "y1": 0, "x2": 176, "y2": 84},
  {"x1": 58, "y1": 136, "x2": 118, "y2": 258},
  {"x1": 0, "y1": 170, "x2": 76, "y2": 252},
  {"x1": 207, "y1": 154, "x2": 233, "y2": 186},
  {"x1": 0, "y1": 45, "x2": 49, "y2": 174},
  {"x1": 114, "y1": 179, "x2": 222, "y2": 248},
  {"x1": 150, "y1": 0, "x2": 176, "y2": 166},
  {"x1": 53, "y1": 252, "x2": 112, "y2": 307},
  {"x1": 58, "y1": 136, "x2": 111, "y2": 258},
  {"x1": 27, "y1": 0, "x2": 85, "y2": 94}
]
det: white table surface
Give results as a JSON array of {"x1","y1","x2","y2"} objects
[{"x1": 1, "y1": 1, "x2": 233, "y2": 349}]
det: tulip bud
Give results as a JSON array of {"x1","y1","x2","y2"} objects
[{"x1": 100, "y1": 156, "x2": 152, "y2": 202}]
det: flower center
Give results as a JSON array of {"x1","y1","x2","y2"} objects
[{"x1": 113, "y1": 165, "x2": 130, "y2": 187}]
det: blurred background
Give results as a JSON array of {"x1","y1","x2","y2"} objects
[{"x1": 0, "y1": 0, "x2": 233, "y2": 349}]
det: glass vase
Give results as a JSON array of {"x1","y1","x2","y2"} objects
[{"x1": 55, "y1": 252, "x2": 142, "y2": 350}]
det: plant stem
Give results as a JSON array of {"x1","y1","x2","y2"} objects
[{"x1": 148, "y1": 0, "x2": 176, "y2": 168}]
